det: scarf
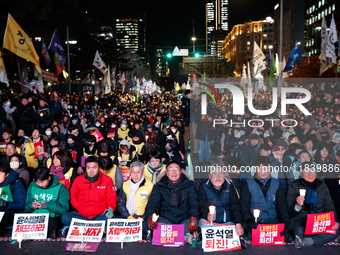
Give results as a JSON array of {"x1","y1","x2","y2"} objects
[
  {"x1": 50, "y1": 165, "x2": 65, "y2": 180},
  {"x1": 33, "y1": 137, "x2": 41, "y2": 143},
  {"x1": 85, "y1": 172, "x2": 100, "y2": 183},
  {"x1": 300, "y1": 178, "x2": 319, "y2": 213},
  {"x1": 256, "y1": 175, "x2": 271, "y2": 185},
  {"x1": 126, "y1": 176, "x2": 145, "y2": 215},
  {"x1": 168, "y1": 177, "x2": 182, "y2": 208},
  {"x1": 147, "y1": 162, "x2": 163, "y2": 184}
]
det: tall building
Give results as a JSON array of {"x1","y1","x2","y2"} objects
[
  {"x1": 273, "y1": 0, "x2": 304, "y2": 61},
  {"x1": 205, "y1": 0, "x2": 229, "y2": 54},
  {"x1": 222, "y1": 17, "x2": 275, "y2": 77},
  {"x1": 304, "y1": 0, "x2": 339, "y2": 57},
  {"x1": 155, "y1": 49, "x2": 169, "y2": 78},
  {"x1": 115, "y1": 13, "x2": 146, "y2": 60},
  {"x1": 91, "y1": 26, "x2": 114, "y2": 40}
]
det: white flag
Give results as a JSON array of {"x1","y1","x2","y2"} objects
[
  {"x1": 275, "y1": 53, "x2": 280, "y2": 76},
  {"x1": 320, "y1": 14, "x2": 329, "y2": 75},
  {"x1": 282, "y1": 56, "x2": 289, "y2": 78},
  {"x1": 326, "y1": 14, "x2": 338, "y2": 64},
  {"x1": 240, "y1": 65, "x2": 247, "y2": 90},
  {"x1": 93, "y1": 50, "x2": 107, "y2": 74},
  {"x1": 103, "y1": 65, "x2": 111, "y2": 94},
  {"x1": 247, "y1": 61, "x2": 251, "y2": 88},
  {"x1": 253, "y1": 41, "x2": 266, "y2": 67}
]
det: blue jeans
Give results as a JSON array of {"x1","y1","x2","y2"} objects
[
  {"x1": 61, "y1": 212, "x2": 110, "y2": 226},
  {"x1": 198, "y1": 134, "x2": 211, "y2": 163}
]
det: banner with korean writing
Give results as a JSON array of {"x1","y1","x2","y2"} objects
[
  {"x1": 63, "y1": 243, "x2": 99, "y2": 252},
  {"x1": 66, "y1": 219, "x2": 105, "y2": 242},
  {"x1": 152, "y1": 223, "x2": 184, "y2": 246},
  {"x1": 305, "y1": 211, "x2": 336, "y2": 235},
  {"x1": 34, "y1": 140, "x2": 45, "y2": 159},
  {"x1": 91, "y1": 130, "x2": 104, "y2": 142},
  {"x1": 106, "y1": 219, "x2": 142, "y2": 242},
  {"x1": 0, "y1": 142, "x2": 6, "y2": 155},
  {"x1": 201, "y1": 225, "x2": 241, "y2": 252},
  {"x1": 12, "y1": 213, "x2": 49, "y2": 240},
  {"x1": 252, "y1": 223, "x2": 284, "y2": 245}
]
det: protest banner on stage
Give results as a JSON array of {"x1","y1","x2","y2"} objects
[
  {"x1": 63, "y1": 243, "x2": 99, "y2": 252},
  {"x1": 201, "y1": 225, "x2": 241, "y2": 252},
  {"x1": 106, "y1": 219, "x2": 142, "y2": 242},
  {"x1": 34, "y1": 140, "x2": 45, "y2": 159},
  {"x1": 305, "y1": 211, "x2": 336, "y2": 235},
  {"x1": 66, "y1": 219, "x2": 105, "y2": 242},
  {"x1": 152, "y1": 223, "x2": 185, "y2": 246},
  {"x1": 12, "y1": 213, "x2": 49, "y2": 240},
  {"x1": 252, "y1": 223, "x2": 284, "y2": 245},
  {"x1": 91, "y1": 130, "x2": 104, "y2": 142}
]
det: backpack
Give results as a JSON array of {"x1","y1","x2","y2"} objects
[{"x1": 10, "y1": 177, "x2": 27, "y2": 197}]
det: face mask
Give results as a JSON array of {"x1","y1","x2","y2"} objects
[
  {"x1": 137, "y1": 112, "x2": 141, "y2": 115},
  {"x1": 264, "y1": 133, "x2": 270, "y2": 138},
  {"x1": 166, "y1": 135, "x2": 173, "y2": 140},
  {"x1": 10, "y1": 161, "x2": 19, "y2": 169},
  {"x1": 45, "y1": 130, "x2": 52, "y2": 136},
  {"x1": 121, "y1": 124, "x2": 127, "y2": 129},
  {"x1": 165, "y1": 147, "x2": 172, "y2": 152},
  {"x1": 7, "y1": 102, "x2": 11, "y2": 106},
  {"x1": 111, "y1": 124, "x2": 116, "y2": 128},
  {"x1": 104, "y1": 115, "x2": 108, "y2": 118},
  {"x1": 235, "y1": 133, "x2": 241, "y2": 138},
  {"x1": 171, "y1": 129, "x2": 176, "y2": 133},
  {"x1": 95, "y1": 123, "x2": 101, "y2": 127},
  {"x1": 68, "y1": 142, "x2": 75, "y2": 147}
]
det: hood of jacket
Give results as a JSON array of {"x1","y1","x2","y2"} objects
[{"x1": 0, "y1": 169, "x2": 19, "y2": 187}]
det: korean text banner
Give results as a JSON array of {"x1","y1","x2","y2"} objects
[
  {"x1": 106, "y1": 219, "x2": 142, "y2": 242},
  {"x1": 152, "y1": 223, "x2": 185, "y2": 246},
  {"x1": 12, "y1": 213, "x2": 49, "y2": 240},
  {"x1": 66, "y1": 218, "x2": 105, "y2": 242},
  {"x1": 252, "y1": 223, "x2": 284, "y2": 245},
  {"x1": 201, "y1": 225, "x2": 241, "y2": 252},
  {"x1": 305, "y1": 211, "x2": 336, "y2": 235}
]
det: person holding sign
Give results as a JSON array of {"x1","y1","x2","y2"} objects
[
  {"x1": 287, "y1": 162, "x2": 340, "y2": 248},
  {"x1": 0, "y1": 162, "x2": 26, "y2": 231},
  {"x1": 117, "y1": 161, "x2": 154, "y2": 238},
  {"x1": 25, "y1": 167, "x2": 70, "y2": 239},
  {"x1": 240, "y1": 156, "x2": 291, "y2": 240},
  {"x1": 145, "y1": 160, "x2": 200, "y2": 238},
  {"x1": 198, "y1": 167, "x2": 244, "y2": 237},
  {"x1": 61, "y1": 156, "x2": 117, "y2": 234}
]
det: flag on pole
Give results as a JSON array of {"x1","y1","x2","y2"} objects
[
  {"x1": 326, "y1": 14, "x2": 338, "y2": 65},
  {"x1": 103, "y1": 65, "x2": 111, "y2": 94},
  {"x1": 54, "y1": 52, "x2": 65, "y2": 75},
  {"x1": 41, "y1": 38, "x2": 51, "y2": 65},
  {"x1": 92, "y1": 50, "x2": 107, "y2": 74},
  {"x1": 253, "y1": 41, "x2": 266, "y2": 76},
  {"x1": 275, "y1": 53, "x2": 280, "y2": 76},
  {"x1": 3, "y1": 14, "x2": 42, "y2": 73},
  {"x1": 247, "y1": 61, "x2": 251, "y2": 87},
  {"x1": 240, "y1": 65, "x2": 247, "y2": 90},
  {"x1": 320, "y1": 14, "x2": 329, "y2": 75},
  {"x1": 48, "y1": 29, "x2": 66, "y2": 68},
  {"x1": 282, "y1": 56, "x2": 288, "y2": 78},
  {"x1": 0, "y1": 52, "x2": 9, "y2": 87},
  {"x1": 283, "y1": 40, "x2": 302, "y2": 72}
]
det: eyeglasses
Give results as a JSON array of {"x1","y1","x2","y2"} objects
[{"x1": 167, "y1": 167, "x2": 180, "y2": 172}]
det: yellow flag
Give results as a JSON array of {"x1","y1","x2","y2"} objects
[
  {"x1": 3, "y1": 14, "x2": 41, "y2": 73},
  {"x1": 0, "y1": 52, "x2": 3, "y2": 72},
  {"x1": 175, "y1": 82, "x2": 180, "y2": 91}
]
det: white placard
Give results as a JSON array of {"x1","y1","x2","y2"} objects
[
  {"x1": 66, "y1": 218, "x2": 105, "y2": 243},
  {"x1": 106, "y1": 219, "x2": 142, "y2": 242},
  {"x1": 12, "y1": 213, "x2": 49, "y2": 240},
  {"x1": 0, "y1": 212, "x2": 4, "y2": 222}
]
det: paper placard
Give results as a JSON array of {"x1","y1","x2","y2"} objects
[
  {"x1": 63, "y1": 243, "x2": 99, "y2": 252},
  {"x1": 332, "y1": 132, "x2": 340, "y2": 144},
  {"x1": 106, "y1": 219, "x2": 142, "y2": 242},
  {"x1": 34, "y1": 141, "x2": 45, "y2": 159},
  {"x1": 305, "y1": 211, "x2": 336, "y2": 235},
  {"x1": 201, "y1": 225, "x2": 241, "y2": 252},
  {"x1": 252, "y1": 223, "x2": 284, "y2": 245},
  {"x1": 12, "y1": 213, "x2": 49, "y2": 240},
  {"x1": 0, "y1": 212, "x2": 4, "y2": 222},
  {"x1": 152, "y1": 223, "x2": 185, "y2": 246},
  {"x1": 66, "y1": 218, "x2": 105, "y2": 242},
  {"x1": 81, "y1": 156, "x2": 88, "y2": 167},
  {"x1": 91, "y1": 130, "x2": 104, "y2": 142}
]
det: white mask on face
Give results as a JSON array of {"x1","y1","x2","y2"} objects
[
  {"x1": 264, "y1": 133, "x2": 270, "y2": 138},
  {"x1": 45, "y1": 130, "x2": 52, "y2": 136},
  {"x1": 111, "y1": 124, "x2": 116, "y2": 128},
  {"x1": 95, "y1": 123, "x2": 101, "y2": 127},
  {"x1": 10, "y1": 161, "x2": 19, "y2": 169},
  {"x1": 121, "y1": 124, "x2": 127, "y2": 129},
  {"x1": 235, "y1": 132, "x2": 241, "y2": 138},
  {"x1": 171, "y1": 129, "x2": 176, "y2": 133}
]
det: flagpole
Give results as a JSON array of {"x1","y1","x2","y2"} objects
[
  {"x1": 279, "y1": 0, "x2": 283, "y2": 63},
  {"x1": 66, "y1": 26, "x2": 71, "y2": 94}
]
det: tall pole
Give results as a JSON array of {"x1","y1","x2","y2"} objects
[
  {"x1": 193, "y1": 19, "x2": 195, "y2": 53},
  {"x1": 66, "y1": 26, "x2": 71, "y2": 93},
  {"x1": 279, "y1": 0, "x2": 283, "y2": 64}
]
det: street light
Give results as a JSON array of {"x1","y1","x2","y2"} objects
[
  {"x1": 191, "y1": 37, "x2": 197, "y2": 41},
  {"x1": 167, "y1": 53, "x2": 172, "y2": 58}
]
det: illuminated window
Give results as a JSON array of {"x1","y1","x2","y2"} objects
[
  {"x1": 268, "y1": 45, "x2": 273, "y2": 49},
  {"x1": 247, "y1": 41, "x2": 250, "y2": 45},
  {"x1": 263, "y1": 45, "x2": 267, "y2": 49},
  {"x1": 333, "y1": 4, "x2": 336, "y2": 11}
]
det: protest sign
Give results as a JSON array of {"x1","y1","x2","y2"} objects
[
  {"x1": 332, "y1": 132, "x2": 340, "y2": 144},
  {"x1": 305, "y1": 211, "x2": 336, "y2": 235},
  {"x1": 12, "y1": 213, "x2": 49, "y2": 240},
  {"x1": 0, "y1": 142, "x2": 6, "y2": 155},
  {"x1": 91, "y1": 130, "x2": 104, "y2": 142},
  {"x1": 81, "y1": 156, "x2": 87, "y2": 167},
  {"x1": 0, "y1": 212, "x2": 4, "y2": 222},
  {"x1": 66, "y1": 219, "x2": 105, "y2": 242},
  {"x1": 252, "y1": 223, "x2": 284, "y2": 245},
  {"x1": 63, "y1": 243, "x2": 99, "y2": 252},
  {"x1": 106, "y1": 219, "x2": 142, "y2": 242},
  {"x1": 152, "y1": 223, "x2": 185, "y2": 246},
  {"x1": 34, "y1": 141, "x2": 45, "y2": 159}
]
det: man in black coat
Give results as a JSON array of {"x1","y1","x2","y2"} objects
[
  {"x1": 180, "y1": 89, "x2": 191, "y2": 152},
  {"x1": 145, "y1": 160, "x2": 199, "y2": 235},
  {"x1": 16, "y1": 96, "x2": 35, "y2": 136}
]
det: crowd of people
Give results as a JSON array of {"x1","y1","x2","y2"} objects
[{"x1": 0, "y1": 83, "x2": 340, "y2": 250}]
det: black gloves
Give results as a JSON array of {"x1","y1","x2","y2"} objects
[
  {"x1": 0, "y1": 199, "x2": 8, "y2": 208},
  {"x1": 246, "y1": 218, "x2": 258, "y2": 229}
]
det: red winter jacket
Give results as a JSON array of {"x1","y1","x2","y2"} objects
[{"x1": 70, "y1": 172, "x2": 117, "y2": 219}]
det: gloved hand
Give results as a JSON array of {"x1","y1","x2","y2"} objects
[
  {"x1": 127, "y1": 215, "x2": 135, "y2": 220},
  {"x1": 148, "y1": 215, "x2": 158, "y2": 230},
  {"x1": 41, "y1": 202, "x2": 49, "y2": 209},
  {"x1": 119, "y1": 160, "x2": 127, "y2": 166},
  {"x1": 104, "y1": 207, "x2": 114, "y2": 218},
  {"x1": 246, "y1": 219, "x2": 258, "y2": 229},
  {"x1": 0, "y1": 199, "x2": 8, "y2": 208},
  {"x1": 188, "y1": 216, "x2": 199, "y2": 233},
  {"x1": 280, "y1": 228, "x2": 289, "y2": 237}
]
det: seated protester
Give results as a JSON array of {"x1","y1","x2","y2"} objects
[
  {"x1": 302, "y1": 136, "x2": 317, "y2": 158},
  {"x1": 286, "y1": 151, "x2": 313, "y2": 184},
  {"x1": 97, "y1": 140, "x2": 117, "y2": 161},
  {"x1": 144, "y1": 150, "x2": 166, "y2": 184},
  {"x1": 325, "y1": 150, "x2": 340, "y2": 219},
  {"x1": 49, "y1": 150, "x2": 76, "y2": 189},
  {"x1": 1, "y1": 142, "x2": 27, "y2": 168},
  {"x1": 113, "y1": 140, "x2": 138, "y2": 182},
  {"x1": 198, "y1": 167, "x2": 244, "y2": 236},
  {"x1": 156, "y1": 127, "x2": 179, "y2": 149},
  {"x1": 28, "y1": 129, "x2": 48, "y2": 169},
  {"x1": 61, "y1": 156, "x2": 117, "y2": 233},
  {"x1": 68, "y1": 124, "x2": 84, "y2": 149},
  {"x1": 46, "y1": 133, "x2": 65, "y2": 156},
  {"x1": 65, "y1": 134, "x2": 82, "y2": 175},
  {"x1": 313, "y1": 144, "x2": 335, "y2": 179},
  {"x1": 161, "y1": 140, "x2": 184, "y2": 168},
  {"x1": 0, "y1": 162, "x2": 26, "y2": 230},
  {"x1": 82, "y1": 135, "x2": 98, "y2": 157},
  {"x1": 282, "y1": 143, "x2": 302, "y2": 168},
  {"x1": 117, "y1": 161, "x2": 154, "y2": 238},
  {"x1": 52, "y1": 125, "x2": 66, "y2": 143},
  {"x1": 25, "y1": 167, "x2": 69, "y2": 239},
  {"x1": 287, "y1": 162, "x2": 340, "y2": 248},
  {"x1": 100, "y1": 156, "x2": 123, "y2": 191},
  {"x1": 95, "y1": 117, "x2": 107, "y2": 138},
  {"x1": 9, "y1": 154, "x2": 30, "y2": 188},
  {"x1": 240, "y1": 156, "x2": 291, "y2": 239},
  {"x1": 144, "y1": 123, "x2": 158, "y2": 151},
  {"x1": 169, "y1": 124, "x2": 183, "y2": 149},
  {"x1": 116, "y1": 120, "x2": 130, "y2": 140},
  {"x1": 129, "y1": 131, "x2": 148, "y2": 163},
  {"x1": 145, "y1": 160, "x2": 199, "y2": 236},
  {"x1": 15, "y1": 136, "x2": 28, "y2": 160},
  {"x1": 0, "y1": 127, "x2": 13, "y2": 144},
  {"x1": 44, "y1": 145, "x2": 65, "y2": 169},
  {"x1": 41, "y1": 127, "x2": 53, "y2": 143}
]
